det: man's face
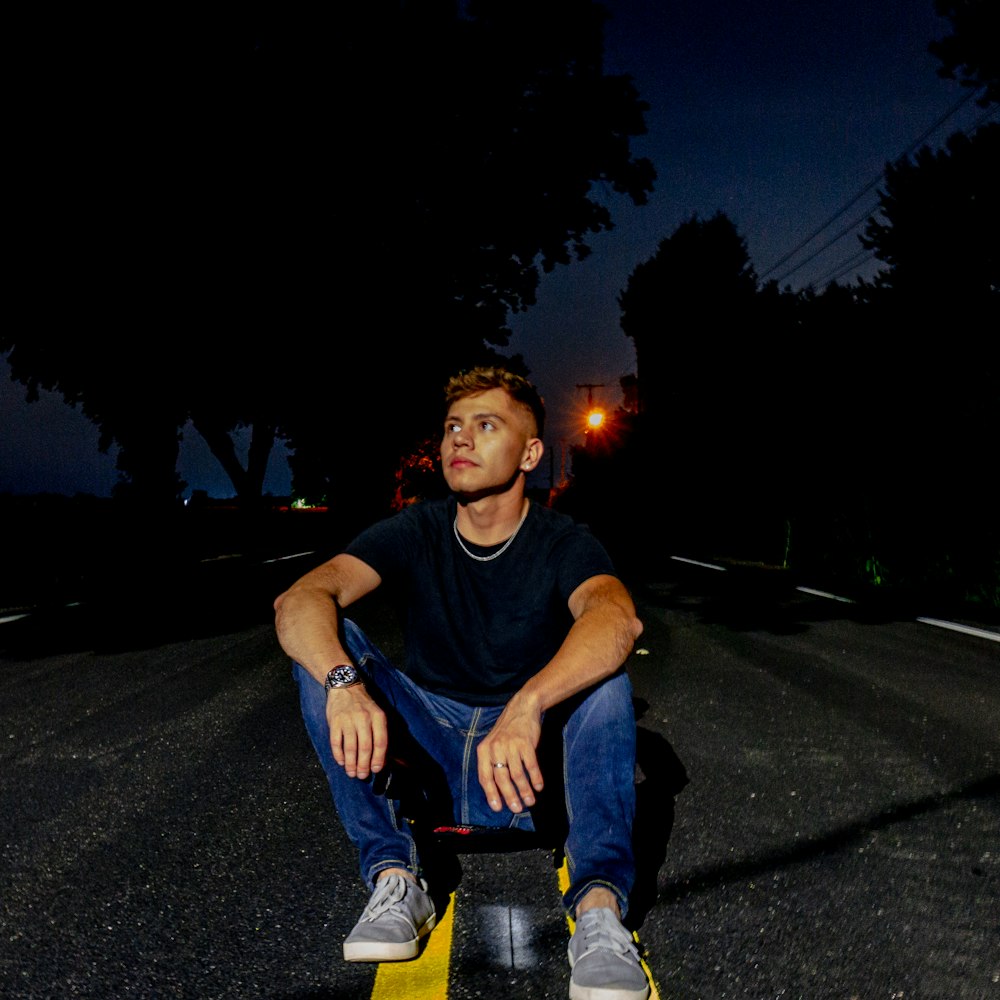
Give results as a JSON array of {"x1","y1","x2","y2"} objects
[{"x1": 440, "y1": 388, "x2": 540, "y2": 499}]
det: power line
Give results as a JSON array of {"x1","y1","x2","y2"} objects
[
  {"x1": 811, "y1": 246, "x2": 877, "y2": 289},
  {"x1": 770, "y1": 203, "x2": 881, "y2": 286},
  {"x1": 801, "y1": 103, "x2": 999, "y2": 289},
  {"x1": 758, "y1": 86, "x2": 985, "y2": 286}
]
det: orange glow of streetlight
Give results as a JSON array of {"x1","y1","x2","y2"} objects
[{"x1": 586, "y1": 408, "x2": 606, "y2": 430}]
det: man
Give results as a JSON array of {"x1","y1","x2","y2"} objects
[{"x1": 274, "y1": 367, "x2": 649, "y2": 1000}]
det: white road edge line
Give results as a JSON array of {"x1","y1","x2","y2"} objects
[
  {"x1": 796, "y1": 586, "x2": 856, "y2": 604},
  {"x1": 671, "y1": 556, "x2": 726, "y2": 571},
  {"x1": 915, "y1": 618, "x2": 1000, "y2": 643}
]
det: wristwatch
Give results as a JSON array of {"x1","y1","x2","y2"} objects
[{"x1": 324, "y1": 664, "x2": 361, "y2": 692}]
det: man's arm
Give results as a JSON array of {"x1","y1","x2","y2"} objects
[
  {"x1": 274, "y1": 553, "x2": 386, "y2": 778},
  {"x1": 476, "y1": 573, "x2": 643, "y2": 814}
]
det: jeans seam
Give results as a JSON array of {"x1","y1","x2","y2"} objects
[
  {"x1": 460, "y1": 707, "x2": 482, "y2": 824},
  {"x1": 562, "y1": 723, "x2": 573, "y2": 826}
]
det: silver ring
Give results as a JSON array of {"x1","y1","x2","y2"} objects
[{"x1": 492, "y1": 761, "x2": 508, "y2": 769}]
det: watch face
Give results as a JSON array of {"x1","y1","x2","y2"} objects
[{"x1": 329, "y1": 664, "x2": 358, "y2": 687}]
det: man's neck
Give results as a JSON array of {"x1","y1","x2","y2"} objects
[{"x1": 455, "y1": 487, "x2": 529, "y2": 546}]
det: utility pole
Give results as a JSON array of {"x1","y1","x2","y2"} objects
[{"x1": 575, "y1": 383, "x2": 606, "y2": 408}]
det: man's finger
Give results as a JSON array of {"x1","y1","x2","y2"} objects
[
  {"x1": 480, "y1": 769, "x2": 504, "y2": 812},
  {"x1": 477, "y1": 747, "x2": 510, "y2": 812},
  {"x1": 509, "y1": 768, "x2": 537, "y2": 808},
  {"x1": 370, "y1": 714, "x2": 388, "y2": 774},
  {"x1": 521, "y1": 748, "x2": 544, "y2": 792},
  {"x1": 354, "y1": 726, "x2": 373, "y2": 779},
  {"x1": 341, "y1": 729, "x2": 358, "y2": 777},
  {"x1": 493, "y1": 766, "x2": 523, "y2": 813}
]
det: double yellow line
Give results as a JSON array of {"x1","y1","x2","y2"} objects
[{"x1": 370, "y1": 859, "x2": 661, "y2": 999}]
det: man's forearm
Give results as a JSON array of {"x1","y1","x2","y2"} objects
[
  {"x1": 512, "y1": 591, "x2": 642, "y2": 715},
  {"x1": 273, "y1": 554, "x2": 381, "y2": 685},
  {"x1": 274, "y1": 585, "x2": 353, "y2": 685},
  {"x1": 488, "y1": 572, "x2": 642, "y2": 727},
  {"x1": 476, "y1": 576, "x2": 642, "y2": 814}
]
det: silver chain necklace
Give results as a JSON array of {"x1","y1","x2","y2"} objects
[{"x1": 453, "y1": 503, "x2": 530, "y2": 562}]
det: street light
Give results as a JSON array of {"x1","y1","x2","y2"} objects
[{"x1": 586, "y1": 408, "x2": 606, "y2": 431}]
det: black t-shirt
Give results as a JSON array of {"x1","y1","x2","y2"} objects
[{"x1": 345, "y1": 496, "x2": 616, "y2": 704}]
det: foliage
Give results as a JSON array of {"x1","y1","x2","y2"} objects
[
  {"x1": 602, "y1": 198, "x2": 999, "y2": 608},
  {"x1": 7, "y1": 2, "x2": 654, "y2": 513},
  {"x1": 1, "y1": 339, "x2": 188, "y2": 507},
  {"x1": 861, "y1": 123, "x2": 999, "y2": 303},
  {"x1": 1, "y1": 336, "x2": 306, "y2": 509},
  {"x1": 390, "y1": 438, "x2": 448, "y2": 512},
  {"x1": 929, "y1": 0, "x2": 1000, "y2": 106},
  {"x1": 618, "y1": 212, "x2": 758, "y2": 420}
]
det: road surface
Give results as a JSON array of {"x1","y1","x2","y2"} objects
[{"x1": 2, "y1": 557, "x2": 997, "y2": 999}]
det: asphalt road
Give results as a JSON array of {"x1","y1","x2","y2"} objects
[{"x1": 1, "y1": 557, "x2": 997, "y2": 1000}]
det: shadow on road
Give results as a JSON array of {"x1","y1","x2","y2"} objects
[
  {"x1": 656, "y1": 771, "x2": 999, "y2": 905},
  {"x1": 628, "y1": 701, "x2": 690, "y2": 930}
]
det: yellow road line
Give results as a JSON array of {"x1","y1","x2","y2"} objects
[
  {"x1": 371, "y1": 891, "x2": 455, "y2": 1000},
  {"x1": 557, "y1": 858, "x2": 662, "y2": 1000},
  {"x1": 368, "y1": 861, "x2": 662, "y2": 999}
]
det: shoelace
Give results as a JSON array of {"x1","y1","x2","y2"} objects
[
  {"x1": 360, "y1": 875, "x2": 409, "y2": 922},
  {"x1": 575, "y1": 909, "x2": 640, "y2": 960}
]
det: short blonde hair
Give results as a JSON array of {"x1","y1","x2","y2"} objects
[{"x1": 444, "y1": 367, "x2": 545, "y2": 437}]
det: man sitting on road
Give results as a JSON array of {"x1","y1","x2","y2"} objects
[{"x1": 274, "y1": 366, "x2": 649, "y2": 1000}]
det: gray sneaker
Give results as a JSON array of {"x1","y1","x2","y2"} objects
[
  {"x1": 567, "y1": 907, "x2": 650, "y2": 1000},
  {"x1": 343, "y1": 873, "x2": 437, "y2": 962}
]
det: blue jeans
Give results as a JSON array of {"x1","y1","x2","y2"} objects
[{"x1": 294, "y1": 619, "x2": 638, "y2": 917}]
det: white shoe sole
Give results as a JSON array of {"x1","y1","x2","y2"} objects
[
  {"x1": 343, "y1": 913, "x2": 437, "y2": 962},
  {"x1": 568, "y1": 980, "x2": 650, "y2": 1000}
]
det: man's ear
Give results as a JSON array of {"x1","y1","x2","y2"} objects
[{"x1": 521, "y1": 438, "x2": 544, "y2": 472}]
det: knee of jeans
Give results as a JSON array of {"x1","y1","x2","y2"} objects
[
  {"x1": 563, "y1": 671, "x2": 635, "y2": 747},
  {"x1": 583, "y1": 670, "x2": 634, "y2": 719}
]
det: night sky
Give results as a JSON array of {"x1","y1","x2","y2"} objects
[{"x1": 2, "y1": 1, "x2": 992, "y2": 498}]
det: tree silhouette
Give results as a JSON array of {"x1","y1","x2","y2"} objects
[
  {"x1": 603, "y1": 213, "x2": 797, "y2": 561},
  {"x1": 862, "y1": 123, "x2": 999, "y2": 304},
  {"x1": 929, "y1": 0, "x2": 1000, "y2": 106},
  {"x1": 618, "y1": 212, "x2": 767, "y2": 510},
  {"x1": 619, "y1": 212, "x2": 758, "y2": 424},
  {"x1": 1, "y1": 339, "x2": 188, "y2": 507},
  {"x1": 856, "y1": 122, "x2": 999, "y2": 602},
  {"x1": 0, "y1": 336, "x2": 300, "y2": 508},
  {"x1": 8, "y1": 2, "x2": 654, "y2": 513}
]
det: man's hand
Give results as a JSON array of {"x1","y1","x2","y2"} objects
[
  {"x1": 476, "y1": 694, "x2": 544, "y2": 813},
  {"x1": 326, "y1": 684, "x2": 387, "y2": 780}
]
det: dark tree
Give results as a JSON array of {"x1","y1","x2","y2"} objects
[
  {"x1": 929, "y1": 0, "x2": 1000, "y2": 106},
  {"x1": 1, "y1": 338, "x2": 188, "y2": 507},
  {"x1": 611, "y1": 213, "x2": 796, "y2": 561},
  {"x1": 1, "y1": 335, "x2": 305, "y2": 509},
  {"x1": 862, "y1": 123, "x2": 999, "y2": 304},
  {"x1": 268, "y1": 1, "x2": 655, "y2": 518},
  {"x1": 618, "y1": 212, "x2": 758, "y2": 423},
  {"x1": 857, "y1": 122, "x2": 999, "y2": 602},
  {"x1": 8, "y1": 2, "x2": 654, "y2": 516}
]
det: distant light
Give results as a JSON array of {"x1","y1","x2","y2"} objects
[{"x1": 586, "y1": 409, "x2": 605, "y2": 429}]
